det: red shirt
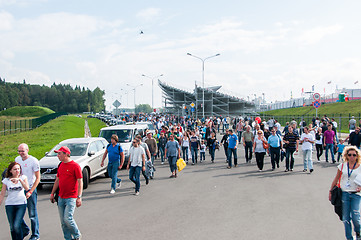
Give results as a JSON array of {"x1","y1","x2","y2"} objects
[{"x1": 57, "y1": 160, "x2": 82, "y2": 199}]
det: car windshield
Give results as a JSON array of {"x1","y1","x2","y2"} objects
[
  {"x1": 99, "y1": 129, "x2": 132, "y2": 143},
  {"x1": 47, "y1": 143, "x2": 89, "y2": 157}
]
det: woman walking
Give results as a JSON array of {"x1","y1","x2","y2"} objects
[
  {"x1": 329, "y1": 146, "x2": 361, "y2": 240},
  {"x1": 253, "y1": 130, "x2": 268, "y2": 171},
  {"x1": 181, "y1": 132, "x2": 190, "y2": 163},
  {"x1": 208, "y1": 132, "x2": 218, "y2": 163},
  {"x1": 0, "y1": 162, "x2": 30, "y2": 240},
  {"x1": 315, "y1": 127, "x2": 323, "y2": 162}
]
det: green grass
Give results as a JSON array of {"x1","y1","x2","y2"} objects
[
  {"x1": 87, "y1": 118, "x2": 106, "y2": 137},
  {"x1": 0, "y1": 116, "x2": 85, "y2": 188},
  {"x1": 0, "y1": 106, "x2": 55, "y2": 117},
  {"x1": 261, "y1": 100, "x2": 361, "y2": 116}
]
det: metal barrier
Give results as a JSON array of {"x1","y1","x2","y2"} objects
[{"x1": 0, "y1": 112, "x2": 67, "y2": 136}]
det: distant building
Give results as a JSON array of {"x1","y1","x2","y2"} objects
[{"x1": 158, "y1": 80, "x2": 256, "y2": 117}]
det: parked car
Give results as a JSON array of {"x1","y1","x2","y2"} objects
[
  {"x1": 98, "y1": 124, "x2": 148, "y2": 167},
  {"x1": 39, "y1": 137, "x2": 109, "y2": 189}
]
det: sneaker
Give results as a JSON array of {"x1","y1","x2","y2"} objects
[
  {"x1": 192, "y1": 163, "x2": 195, "y2": 165},
  {"x1": 310, "y1": 169, "x2": 314, "y2": 173},
  {"x1": 161, "y1": 162, "x2": 164, "y2": 165},
  {"x1": 227, "y1": 166, "x2": 231, "y2": 169},
  {"x1": 258, "y1": 169, "x2": 262, "y2": 172},
  {"x1": 110, "y1": 189, "x2": 115, "y2": 194},
  {"x1": 303, "y1": 169, "x2": 307, "y2": 172},
  {"x1": 284, "y1": 169, "x2": 289, "y2": 172},
  {"x1": 135, "y1": 191, "x2": 139, "y2": 196},
  {"x1": 116, "y1": 181, "x2": 121, "y2": 189},
  {"x1": 290, "y1": 169, "x2": 293, "y2": 171},
  {"x1": 146, "y1": 178, "x2": 149, "y2": 185},
  {"x1": 234, "y1": 164, "x2": 237, "y2": 167}
]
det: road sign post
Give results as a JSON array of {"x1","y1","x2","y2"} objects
[{"x1": 313, "y1": 100, "x2": 320, "y2": 117}]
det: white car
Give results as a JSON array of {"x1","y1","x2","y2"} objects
[{"x1": 39, "y1": 137, "x2": 109, "y2": 189}]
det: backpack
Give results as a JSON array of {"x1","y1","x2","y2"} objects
[{"x1": 107, "y1": 143, "x2": 121, "y2": 154}]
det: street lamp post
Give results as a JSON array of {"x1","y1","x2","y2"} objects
[
  {"x1": 187, "y1": 53, "x2": 220, "y2": 118},
  {"x1": 142, "y1": 74, "x2": 163, "y2": 111},
  {"x1": 126, "y1": 84, "x2": 143, "y2": 111}
]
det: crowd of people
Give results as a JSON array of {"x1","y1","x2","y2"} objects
[{"x1": 2, "y1": 112, "x2": 361, "y2": 239}]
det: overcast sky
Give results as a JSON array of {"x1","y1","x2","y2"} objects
[{"x1": 1, "y1": 0, "x2": 361, "y2": 110}]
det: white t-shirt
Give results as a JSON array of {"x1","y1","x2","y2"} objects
[
  {"x1": 338, "y1": 163, "x2": 361, "y2": 195},
  {"x1": 129, "y1": 146, "x2": 145, "y2": 167},
  {"x1": 15, "y1": 155, "x2": 40, "y2": 188},
  {"x1": 2, "y1": 175, "x2": 28, "y2": 205},
  {"x1": 300, "y1": 133, "x2": 314, "y2": 151}
]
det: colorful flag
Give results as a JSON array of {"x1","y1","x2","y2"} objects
[{"x1": 327, "y1": 81, "x2": 331, "y2": 84}]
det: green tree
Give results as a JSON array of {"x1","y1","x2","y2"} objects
[{"x1": 135, "y1": 104, "x2": 152, "y2": 114}]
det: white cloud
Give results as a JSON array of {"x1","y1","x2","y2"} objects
[
  {"x1": 0, "y1": 11, "x2": 14, "y2": 30},
  {"x1": 136, "y1": 8, "x2": 161, "y2": 21},
  {"x1": 0, "y1": 0, "x2": 47, "y2": 7},
  {"x1": 296, "y1": 24, "x2": 343, "y2": 45}
]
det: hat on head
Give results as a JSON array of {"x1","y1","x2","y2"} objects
[{"x1": 54, "y1": 146, "x2": 71, "y2": 155}]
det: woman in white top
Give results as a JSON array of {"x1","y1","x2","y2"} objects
[
  {"x1": 315, "y1": 127, "x2": 323, "y2": 162},
  {"x1": 329, "y1": 146, "x2": 361, "y2": 240},
  {"x1": 253, "y1": 130, "x2": 268, "y2": 171},
  {"x1": 0, "y1": 162, "x2": 29, "y2": 240},
  {"x1": 181, "y1": 131, "x2": 190, "y2": 163}
]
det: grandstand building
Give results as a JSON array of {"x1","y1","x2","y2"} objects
[{"x1": 158, "y1": 80, "x2": 256, "y2": 117}]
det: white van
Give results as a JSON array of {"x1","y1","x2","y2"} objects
[{"x1": 98, "y1": 124, "x2": 148, "y2": 166}]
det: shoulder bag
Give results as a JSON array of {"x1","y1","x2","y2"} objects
[{"x1": 330, "y1": 164, "x2": 343, "y2": 221}]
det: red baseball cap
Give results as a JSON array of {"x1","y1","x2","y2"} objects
[{"x1": 54, "y1": 146, "x2": 71, "y2": 155}]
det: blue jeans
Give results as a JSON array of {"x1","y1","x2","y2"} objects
[
  {"x1": 325, "y1": 143, "x2": 335, "y2": 162},
  {"x1": 342, "y1": 192, "x2": 361, "y2": 240},
  {"x1": 159, "y1": 147, "x2": 165, "y2": 162},
  {"x1": 168, "y1": 156, "x2": 177, "y2": 173},
  {"x1": 227, "y1": 148, "x2": 238, "y2": 167},
  {"x1": 58, "y1": 197, "x2": 81, "y2": 240},
  {"x1": 200, "y1": 152, "x2": 205, "y2": 161},
  {"x1": 129, "y1": 166, "x2": 141, "y2": 192},
  {"x1": 244, "y1": 141, "x2": 253, "y2": 162},
  {"x1": 191, "y1": 147, "x2": 198, "y2": 164},
  {"x1": 5, "y1": 204, "x2": 28, "y2": 240},
  {"x1": 209, "y1": 148, "x2": 215, "y2": 161},
  {"x1": 303, "y1": 149, "x2": 313, "y2": 170},
  {"x1": 182, "y1": 146, "x2": 189, "y2": 161},
  {"x1": 108, "y1": 161, "x2": 121, "y2": 190},
  {"x1": 285, "y1": 148, "x2": 296, "y2": 170},
  {"x1": 22, "y1": 189, "x2": 39, "y2": 239},
  {"x1": 269, "y1": 146, "x2": 280, "y2": 169}
]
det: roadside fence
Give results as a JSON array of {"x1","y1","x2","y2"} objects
[{"x1": 0, "y1": 112, "x2": 67, "y2": 136}]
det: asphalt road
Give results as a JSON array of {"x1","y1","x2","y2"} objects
[{"x1": 0, "y1": 145, "x2": 346, "y2": 240}]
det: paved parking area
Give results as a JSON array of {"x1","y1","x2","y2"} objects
[{"x1": 0, "y1": 145, "x2": 346, "y2": 240}]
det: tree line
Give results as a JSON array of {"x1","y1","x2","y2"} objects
[{"x1": 0, "y1": 77, "x2": 105, "y2": 113}]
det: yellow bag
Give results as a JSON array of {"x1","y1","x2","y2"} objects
[{"x1": 176, "y1": 158, "x2": 186, "y2": 172}]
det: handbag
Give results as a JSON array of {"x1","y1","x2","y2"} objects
[
  {"x1": 330, "y1": 164, "x2": 343, "y2": 220},
  {"x1": 262, "y1": 139, "x2": 269, "y2": 150},
  {"x1": 176, "y1": 158, "x2": 186, "y2": 172}
]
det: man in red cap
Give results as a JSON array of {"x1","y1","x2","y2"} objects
[{"x1": 50, "y1": 146, "x2": 83, "y2": 240}]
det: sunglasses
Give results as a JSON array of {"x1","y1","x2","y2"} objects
[
  {"x1": 132, "y1": 141, "x2": 137, "y2": 144},
  {"x1": 348, "y1": 154, "x2": 357, "y2": 157}
]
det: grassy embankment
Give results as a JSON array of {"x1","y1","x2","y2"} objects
[
  {"x1": 260, "y1": 100, "x2": 361, "y2": 132},
  {"x1": 0, "y1": 106, "x2": 55, "y2": 121},
  {"x1": 0, "y1": 108, "x2": 106, "y2": 190},
  {"x1": 261, "y1": 100, "x2": 361, "y2": 116}
]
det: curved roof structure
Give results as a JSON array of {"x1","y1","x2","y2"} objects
[{"x1": 158, "y1": 80, "x2": 255, "y2": 117}]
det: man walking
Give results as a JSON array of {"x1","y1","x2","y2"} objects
[
  {"x1": 227, "y1": 129, "x2": 238, "y2": 168},
  {"x1": 127, "y1": 138, "x2": 145, "y2": 196},
  {"x1": 300, "y1": 127, "x2": 315, "y2": 173},
  {"x1": 145, "y1": 132, "x2": 158, "y2": 164},
  {"x1": 165, "y1": 134, "x2": 181, "y2": 178},
  {"x1": 50, "y1": 146, "x2": 82, "y2": 240},
  {"x1": 283, "y1": 126, "x2": 299, "y2": 172},
  {"x1": 243, "y1": 126, "x2": 254, "y2": 163},
  {"x1": 323, "y1": 124, "x2": 336, "y2": 163},
  {"x1": 15, "y1": 143, "x2": 40, "y2": 240},
  {"x1": 101, "y1": 134, "x2": 124, "y2": 194},
  {"x1": 267, "y1": 129, "x2": 282, "y2": 170}
]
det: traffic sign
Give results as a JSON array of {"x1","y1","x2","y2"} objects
[
  {"x1": 191, "y1": 107, "x2": 195, "y2": 112},
  {"x1": 190, "y1": 102, "x2": 195, "y2": 108},
  {"x1": 313, "y1": 93, "x2": 321, "y2": 101},
  {"x1": 113, "y1": 100, "x2": 121, "y2": 108},
  {"x1": 313, "y1": 100, "x2": 321, "y2": 108}
]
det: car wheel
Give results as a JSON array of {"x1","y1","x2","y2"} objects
[{"x1": 82, "y1": 168, "x2": 90, "y2": 189}]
